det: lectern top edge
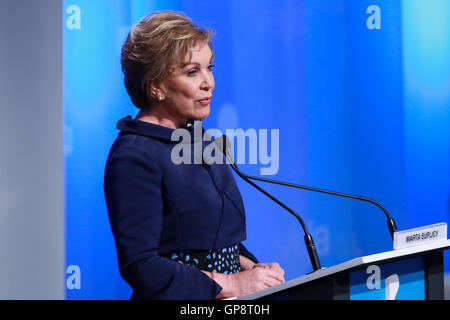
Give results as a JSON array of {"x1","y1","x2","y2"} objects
[{"x1": 237, "y1": 239, "x2": 450, "y2": 300}]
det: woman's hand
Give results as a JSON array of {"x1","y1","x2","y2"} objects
[
  {"x1": 202, "y1": 262, "x2": 285, "y2": 299},
  {"x1": 253, "y1": 262, "x2": 285, "y2": 278},
  {"x1": 229, "y1": 263, "x2": 285, "y2": 297}
]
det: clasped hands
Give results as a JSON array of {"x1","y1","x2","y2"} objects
[{"x1": 202, "y1": 259, "x2": 285, "y2": 299}]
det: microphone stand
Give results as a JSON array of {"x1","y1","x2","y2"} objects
[{"x1": 216, "y1": 136, "x2": 322, "y2": 272}]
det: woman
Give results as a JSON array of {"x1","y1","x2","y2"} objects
[{"x1": 104, "y1": 10, "x2": 285, "y2": 300}]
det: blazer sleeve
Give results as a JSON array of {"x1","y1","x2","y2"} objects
[
  {"x1": 238, "y1": 242, "x2": 259, "y2": 264},
  {"x1": 104, "y1": 143, "x2": 222, "y2": 300}
]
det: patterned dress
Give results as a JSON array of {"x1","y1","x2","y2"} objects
[{"x1": 163, "y1": 244, "x2": 242, "y2": 274}]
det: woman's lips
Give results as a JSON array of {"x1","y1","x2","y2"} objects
[{"x1": 196, "y1": 97, "x2": 212, "y2": 106}]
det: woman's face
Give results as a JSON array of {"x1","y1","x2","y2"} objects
[{"x1": 158, "y1": 41, "x2": 215, "y2": 126}]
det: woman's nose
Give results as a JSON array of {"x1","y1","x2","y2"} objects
[{"x1": 200, "y1": 71, "x2": 214, "y2": 91}]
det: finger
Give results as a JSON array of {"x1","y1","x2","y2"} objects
[
  {"x1": 251, "y1": 264, "x2": 284, "y2": 285},
  {"x1": 266, "y1": 262, "x2": 283, "y2": 272},
  {"x1": 262, "y1": 274, "x2": 283, "y2": 287},
  {"x1": 255, "y1": 263, "x2": 285, "y2": 277},
  {"x1": 260, "y1": 268, "x2": 285, "y2": 284},
  {"x1": 259, "y1": 264, "x2": 285, "y2": 282},
  {"x1": 267, "y1": 263, "x2": 285, "y2": 279}
]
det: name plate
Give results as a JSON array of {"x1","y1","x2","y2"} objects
[{"x1": 393, "y1": 223, "x2": 447, "y2": 250}]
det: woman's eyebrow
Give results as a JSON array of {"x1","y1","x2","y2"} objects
[
  {"x1": 184, "y1": 56, "x2": 214, "y2": 68},
  {"x1": 184, "y1": 62, "x2": 201, "y2": 68}
]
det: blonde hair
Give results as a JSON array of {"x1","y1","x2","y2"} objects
[{"x1": 121, "y1": 11, "x2": 215, "y2": 109}]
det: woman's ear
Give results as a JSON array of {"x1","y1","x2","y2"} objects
[
  {"x1": 149, "y1": 82, "x2": 160, "y2": 99},
  {"x1": 149, "y1": 82, "x2": 166, "y2": 101}
]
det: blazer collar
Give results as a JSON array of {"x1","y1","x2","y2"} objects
[{"x1": 117, "y1": 116, "x2": 203, "y2": 142}]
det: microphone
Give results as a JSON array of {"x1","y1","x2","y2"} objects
[
  {"x1": 215, "y1": 135, "x2": 398, "y2": 240},
  {"x1": 214, "y1": 135, "x2": 322, "y2": 272}
]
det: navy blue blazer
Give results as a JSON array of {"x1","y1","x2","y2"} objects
[{"x1": 104, "y1": 116, "x2": 257, "y2": 300}]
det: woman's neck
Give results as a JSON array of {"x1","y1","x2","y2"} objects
[{"x1": 135, "y1": 107, "x2": 183, "y2": 129}]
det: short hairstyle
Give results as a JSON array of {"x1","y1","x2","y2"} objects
[{"x1": 121, "y1": 10, "x2": 215, "y2": 109}]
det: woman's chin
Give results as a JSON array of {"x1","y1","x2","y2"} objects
[{"x1": 194, "y1": 107, "x2": 211, "y2": 120}]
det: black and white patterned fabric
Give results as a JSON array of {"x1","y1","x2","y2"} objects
[{"x1": 163, "y1": 243, "x2": 242, "y2": 274}]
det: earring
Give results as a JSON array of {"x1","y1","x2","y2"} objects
[{"x1": 158, "y1": 96, "x2": 164, "y2": 101}]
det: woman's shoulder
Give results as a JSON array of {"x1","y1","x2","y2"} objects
[
  {"x1": 104, "y1": 134, "x2": 167, "y2": 184},
  {"x1": 105, "y1": 133, "x2": 168, "y2": 170},
  {"x1": 111, "y1": 132, "x2": 168, "y2": 156}
]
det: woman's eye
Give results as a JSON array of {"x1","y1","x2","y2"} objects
[
  {"x1": 187, "y1": 65, "x2": 214, "y2": 76},
  {"x1": 187, "y1": 69, "x2": 198, "y2": 77}
]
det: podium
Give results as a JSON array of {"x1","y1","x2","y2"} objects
[{"x1": 237, "y1": 239, "x2": 450, "y2": 300}]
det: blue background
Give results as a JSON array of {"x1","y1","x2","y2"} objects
[{"x1": 63, "y1": 0, "x2": 450, "y2": 299}]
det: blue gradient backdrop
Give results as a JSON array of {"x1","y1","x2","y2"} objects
[{"x1": 63, "y1": 0, "x2": 450, "y2": 299}]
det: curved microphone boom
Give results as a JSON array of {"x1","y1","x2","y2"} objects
[
  {"x1": 214, "y1": 135, "x2": 322, "y2": 272},
  {"x1": 215, "y1": 135, "x2": 398, "y2": 240},
  {"x1": 245, "y1": 176, "x2": 398, "y2": 239}
]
